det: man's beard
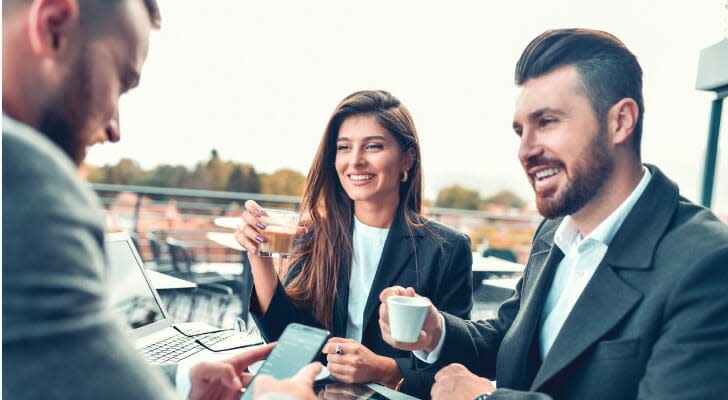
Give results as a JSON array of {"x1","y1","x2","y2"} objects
[
  {"x1": 532, "y1": 123, "x2": 614, "y2": 219},
  {"x1": 39, "y1": 50, "x2": 92, "y2": 166}
]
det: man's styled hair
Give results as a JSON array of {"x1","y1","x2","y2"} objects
[{"x1": 515, "y1": 29, "x2": 644, "y2": 157}]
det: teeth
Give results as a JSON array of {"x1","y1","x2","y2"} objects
[
  {"x1": 535, "y1": 168, "x2": 560, "y2": 180},
  {"x1": 350, "y1": 174, "x2": 374, "y2": 181}
]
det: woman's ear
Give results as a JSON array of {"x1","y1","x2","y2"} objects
[{"x1": 403, "y1": 148, "x2": 416, "y2": 170}]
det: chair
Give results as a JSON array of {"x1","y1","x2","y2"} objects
[
  {"x1": 482, "y1": 247, "x2": 518, "y2": 262},
  {"x1": 146, "y1": 231, "x2": 172, "y2": 271},
  {"x1": 166, "y1": 237, "x2": 244, "y2": 290}
]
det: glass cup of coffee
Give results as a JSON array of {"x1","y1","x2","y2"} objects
[{"x1": 257, "y1": 208, "x2": 300, "y2": 258}]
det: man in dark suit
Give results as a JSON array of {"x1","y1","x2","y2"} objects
[{"x1": 378, "y1": 28, "x2": 728, "y2": 400}]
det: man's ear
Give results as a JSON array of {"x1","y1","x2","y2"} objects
[
  {"x1": 27, "y1": 0, "x2": 80, "y2": 59},
  {"x1": 607, "y1": 98, "x2": 639, "y2": 146}
]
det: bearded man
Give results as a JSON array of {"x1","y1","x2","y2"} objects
[{"x1": 378, "y1": 28, "x2": 728, "y2": 400}]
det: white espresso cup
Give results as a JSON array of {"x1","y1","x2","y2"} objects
[{"x1": 386, "y1": 295, "x2": 430, "y2": 343}]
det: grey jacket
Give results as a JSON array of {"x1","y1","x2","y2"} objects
[{"x1": 2, "y1": 115, "x2": 177, "y2": 399}]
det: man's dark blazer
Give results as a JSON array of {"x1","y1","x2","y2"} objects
[
  {"x1": 429, "y1": 165, "x2": 728, "y2": 400},
  {"x1": 251, "y1": 209, "x2": 473, "y2": 399}
]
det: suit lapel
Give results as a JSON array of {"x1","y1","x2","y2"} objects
[
  {"x1": 360, "y1": 211, "x2": 420, "y2": 332},
  {"x1": 530, "y1": 164, "x2": 679, "y2": 389},
  {"x1": 531, "y1": 262, "x2": 642, "y2": 389},
  {"x1": 497, "y1": 222, "x2": 563, "y2": 389},
  {"x1": 332, "y1": 256, "x2": 351, "y2": 338}
]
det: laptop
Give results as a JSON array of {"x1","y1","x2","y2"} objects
[{"x1": 104, "y1": 232, "x2": 263, "y2": 364}]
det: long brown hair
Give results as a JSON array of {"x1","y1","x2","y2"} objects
[{"x1": 285, "y1": 90, "x2": 424, "y2": 330}]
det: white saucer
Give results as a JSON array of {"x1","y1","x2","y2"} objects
[{"x1": 248, "y1": 360, "x2": 331, "y2": 381}]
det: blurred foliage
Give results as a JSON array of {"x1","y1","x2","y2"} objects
[
  {"x1": 435, "y1": 185, "x2": 526, "y2": 211},
  {"x1": 435, "y1": 184, "x2": 481, "y2": 210},
  {"x1": 85, "y1": 149, "x2": 303, "y2": 196}
]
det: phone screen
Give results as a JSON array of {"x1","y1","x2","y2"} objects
[{"x1": 241, "y1": 323, "x2": 329, "y2": 399}]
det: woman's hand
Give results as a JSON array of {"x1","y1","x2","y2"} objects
[
  {"x1": 235, "y1": 200, "x2": 269, "y2": 258},
  {"x1": 321, "y1": 338, "x2": 402, "y2": 387}
]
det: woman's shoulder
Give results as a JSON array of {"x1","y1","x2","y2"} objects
[{"x1": 412, "y1": 215, "x2": 470, "y2": 244}]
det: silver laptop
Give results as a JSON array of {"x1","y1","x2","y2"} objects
[{"x1": 104, "y1": 232, "x2": 262, "y2": 364}]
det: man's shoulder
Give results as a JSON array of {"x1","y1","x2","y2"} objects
[
  {"x1": 660, "y1": 196, "x2": 728, "y2": 255},
  {"x1": 3, "y1": 117, "x2": 79, "y2": 184}
]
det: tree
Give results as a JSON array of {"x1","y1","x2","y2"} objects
[
  {"x1": 226, "y1": 164, "x2": 261, "y2": 193},
  {"x1": 100, "y1": 158, "x2": 146, "y2": 185},
  {"x1": 482, "y1": 190, "x2": 526, "y2": 209},
  {"x1": 435, "y1": 184, "x2": 481, "y2": 210},
  {"x1": 261, "y1": 169, "x2": 306, "y2": 196},
  {"x1": 145, "y1": 164, "x2": 188, "y2": 188},
  {"x1": 180, "y1": 162, "x2": 209, "y2": 190}
]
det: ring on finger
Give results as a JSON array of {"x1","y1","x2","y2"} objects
[{"x1": 335, "y1": 343, "x2": 343, "y2": 355}]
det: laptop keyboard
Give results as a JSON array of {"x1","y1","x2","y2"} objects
[{"x1": 141, "y1": 330, "x2": 236, "y2": 364}]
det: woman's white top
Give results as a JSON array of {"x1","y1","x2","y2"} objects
[{"x1": 345, "y1": 216, "x2": 390, "y2": 342}]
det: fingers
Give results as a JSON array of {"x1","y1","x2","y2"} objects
[
  {"x1": 244, "y1": 200, "x2": 263, "y2": 215},
  {"x1": 291, "y1": 362, "x2": 323, "y2": 386},
  {"x1": 239, "y1": 372, "x2": 256, "y2": 388},
  {"x1": 251, "y1": 374, "x2": 276, "y2": 396},
  {"x1": 228, "y1": 343, "x2": 275, "y2": 372},
  {"x1": 322, "y1": 337, "x2": 356, "y2": 354},
  {"x1": 236, "y1": 204, "x2": 268, "y2": 255},
  {"x1": 378, "y1": 286, "x2": 406, "y2": 302},
  {"x1": 326, "y1": 362, "x2": 354, "y2": 383},
  {"x1": 189, "y1": 361, "x2": 242, "y2": 393}
]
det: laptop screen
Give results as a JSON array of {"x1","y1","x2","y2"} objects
[{"x1": 106, "y1": 237, "x2": 166, "y2": 329}]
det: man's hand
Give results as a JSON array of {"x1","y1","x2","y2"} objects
[
  {"x1": 253, "y1": 362, "x2": 322, "y2": 400},
  {"x1": 431, "y1": 364, "x2": 496, "y2": 400},
  {"x1": 378, "y1": 286, "x2": 443, "y2": 353},
  {"x1": 188, "y1": 343, "x2": 275, "y2": 400}
]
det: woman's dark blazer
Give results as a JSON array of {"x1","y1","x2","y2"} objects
[{"x1": 250, "y1": 210, "x2": 473, "y2": 399}]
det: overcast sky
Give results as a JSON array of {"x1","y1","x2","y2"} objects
[{"x1": 86, "y1": 0, "x2": 728, "y2": 215}]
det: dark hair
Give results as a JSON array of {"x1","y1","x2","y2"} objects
[
  {"x1": 79, "y1": 0, "x2": 161, "y2": 30},
  {"x1": 515, "y1": 29, "x2": 644, "y2": 157},
  {"x1": 285, "y1": 90, "x2": 423, "y2": 330}
]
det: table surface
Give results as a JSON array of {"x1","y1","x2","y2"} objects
[
  {"x1": 206, "y1": 231, "x2": 245, "y2": 252},
  {"x1": 214, "y1": 217, "x2": 240, "y2": 230},
  {"x1": 471, "y1": 252, "x2": 525, "y2": 272},
  {"x1": 146, "y1": 269, "x2": 197, "y2": 289}
]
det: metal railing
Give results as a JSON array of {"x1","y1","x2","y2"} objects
[{"x1": 92, "y1": 183, "x2": 540, "y2": 264}]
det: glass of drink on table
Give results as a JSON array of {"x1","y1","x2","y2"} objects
[{"x1": 258, "y1": 208, "x2": 300, "y2": 258}]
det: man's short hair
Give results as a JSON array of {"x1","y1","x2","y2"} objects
[
  {"x1": 515, "y1": 29, "x2": 644, "y2": 157},
  {"x1": 3, "y1": 0, "x2": 161, "y2": 29}
]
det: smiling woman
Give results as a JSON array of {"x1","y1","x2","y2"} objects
[{"x1": 235, "y1": 90, "x2": 474, "y2": 399}]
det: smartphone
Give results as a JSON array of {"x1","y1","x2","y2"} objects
[{"x1": 241, "y1": 323, "x2": 329, "y2": 399}]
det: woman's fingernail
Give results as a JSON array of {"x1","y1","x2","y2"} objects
[
  {"x1": 255, "y1": 235, "x2": 265, "y2": 243},
  {"x1": 254, "y1": 209, "x2": 263, "y2": 217},
  {"x1": 250, "y1": 247, "x2": 257, "y2": 255},
  {"x1": 256, "y1": 222, "x2": 267, "y2": 230}
]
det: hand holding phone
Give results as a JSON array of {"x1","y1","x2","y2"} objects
[{"x1": 241, "y1": 323, "x2": 329, "y2": 400}]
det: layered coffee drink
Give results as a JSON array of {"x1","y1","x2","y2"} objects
[
  {"x1": 258, "y1": 208, "x2": 300, "y2": 258},
  {"x1": 259, "y1": 225, "x2": 297, "y2": 257}
]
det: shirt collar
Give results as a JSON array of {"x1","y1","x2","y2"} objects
[{"x1": 554, "y1": 166, "x2": 652, "y2": 253}]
